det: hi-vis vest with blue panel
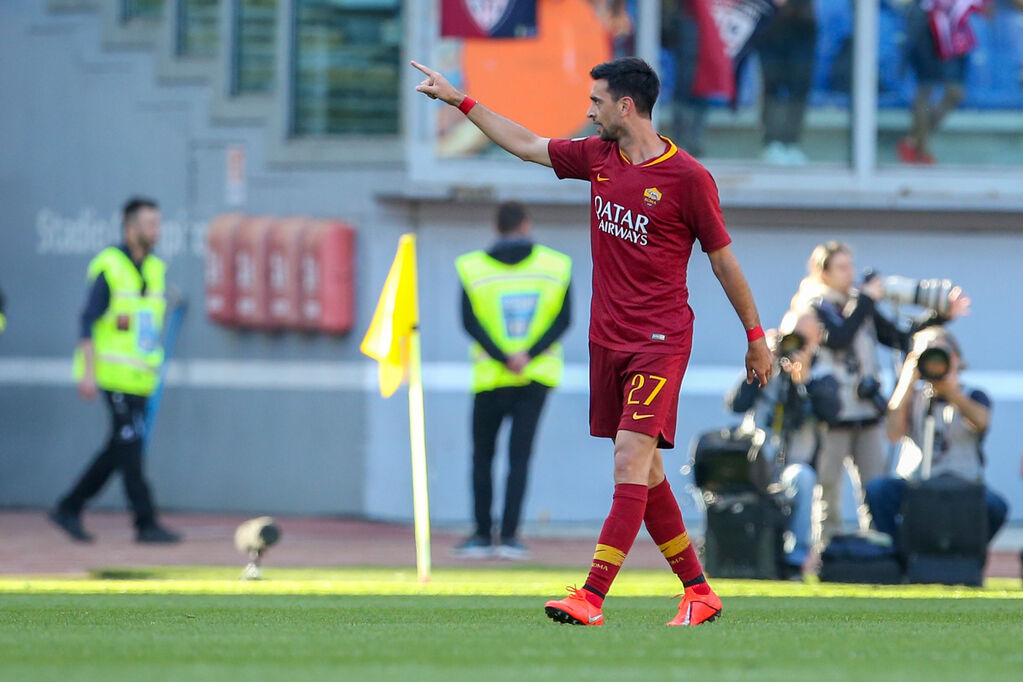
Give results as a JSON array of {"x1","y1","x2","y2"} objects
[
  {"x1": 456, "y1": 245, "x2": 571, "y2": 394},
  {"x1": 74, "y1": 247, "x2": 166, "y2": 397}
]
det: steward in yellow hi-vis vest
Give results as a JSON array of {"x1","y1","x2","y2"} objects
[
  {"x1": 452, "y1": 202, "x2": 572, "y2": 559},
  {"x1": 456, "y1": 245, "x2": 571, "y2": 393},
  {"x1": 52, "y1": 197, "x2": 181, "y2": 545},
  {"x1": 73, "y1": 247, "x2": 166, "y2": 396}
]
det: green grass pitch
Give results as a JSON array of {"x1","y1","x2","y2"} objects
[{"x1": 1, "y1": 567, "x2": 1021, "y2": 681}]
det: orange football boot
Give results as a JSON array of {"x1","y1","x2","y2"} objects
[
  {"x1": 544, "y1": 587, "x2": 604, "y2": 626},
  {"x1": 666, "y1": 585, "x2": 722, "y2": 626}
]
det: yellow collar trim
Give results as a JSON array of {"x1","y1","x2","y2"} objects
[{"x1": 617, "y1": 136, "x2": 678, "y2": 167}]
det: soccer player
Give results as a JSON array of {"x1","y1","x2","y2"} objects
[{"x1": 412, "y1": 57, "x2": 772, "y2": 626}]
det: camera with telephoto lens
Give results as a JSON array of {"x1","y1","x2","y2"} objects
[
  {"x1": 856, "y1": 376, "x2": 889, "y2": 414},
  {"x1": 234, "y1": 516, "x2": 281, "y2": 580},
  {"x1": 917, "y1": 346, "x2": 951, "y2": 382},
  {"x1": 861, "y1": 269, "x2": 956, "y2": 316}
]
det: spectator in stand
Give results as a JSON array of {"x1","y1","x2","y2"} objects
[
  {"x1": 594, "y1": 0, "x2": 636, "y2": 58},
  {"x1": 662, "y1": 0, "x2": 710, "y2": 156},
  {"x1": 898, "y1": 0, "x2": 985, "y2": 164},
  {"x1": 759, "y1": 0, "x2": 817, "y2": 165}
]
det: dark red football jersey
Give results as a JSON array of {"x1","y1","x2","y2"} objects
[{"x1": 548, "y1": 135, "x2": 732, "y2": 354}]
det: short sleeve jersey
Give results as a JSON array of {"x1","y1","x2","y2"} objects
[{"x1": 548, "y1": 135, "x2": 731, "y2": 354}]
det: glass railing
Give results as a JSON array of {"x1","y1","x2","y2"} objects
[
  {"x1": 176, "y1": 0, "x2": 219, "y2": 58},
  {"x1": 877, "y1": 0, "x2": 1023, "y2": 167},
  {"x1": 233, "y1": 0, "x2": 276, "y2": 94},
  {"x1": 433, "y1": 0, "x2": 618, "y2": 158},
  {"x1": 121, "y1": 0, "x2": 164, "y2": 23},
  {"x1": 660, "y1": 0, "x2": 851, "y2": 165},
  {"x1": 291, "y1": 0, "x2": 402, "y2": 136},
  {"x1": 428, "y1": 0, "x2": 854, "y2": 166}
]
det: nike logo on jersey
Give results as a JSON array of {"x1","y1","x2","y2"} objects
[
  {"x1": 596, "y1": 174, "x2": 610, "y2": 182},
  {"x1": 632, "y1": 413, "x2": 655, "y2": 420}
]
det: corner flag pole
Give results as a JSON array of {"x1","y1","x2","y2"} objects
[
  {"x1": 359, "y1": 233, "x2": 431, "y2": 583},
  {"x1": 405, "y1": 235, "x2": 431, "y2": 583},
  {"x1": 407, "y1": 322, "x2": 432, "y2": 583}
]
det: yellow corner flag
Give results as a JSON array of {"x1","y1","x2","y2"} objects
[
  {"x1": 359, "y1": 234, "x2": 431, "y2": 582},
  {"x1": 360, "y1": 234, "x2": 419, "y2": 397}
]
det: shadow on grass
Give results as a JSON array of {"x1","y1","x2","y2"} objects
[{"x1": 90, "y1": 568, "x2": 160, "y2": 580}]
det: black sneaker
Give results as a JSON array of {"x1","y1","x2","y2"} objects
[
  {"x1": 452, "y1": 535, "x2": 494, "y2": 558},
  {"x1": 48, "y1": 508, "x2": 93, "y2": 543},
  {"x1": 496, "y1": 538, "x2": 530, "y2": 560},
  {"x1": 136, "y1": 524, "x2": 182, "y2": 544}
]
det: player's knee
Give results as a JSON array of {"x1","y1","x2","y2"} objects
[
  {"x1": 613, "y1": 451, "x2": 644, "y2": 484},
  {"x1": 612, "y1": 443, "x2": 655, "y2": 484}
]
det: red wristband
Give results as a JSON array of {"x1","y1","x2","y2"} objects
[
  {"x1": 746, "y1": 325, "x2": 765, "y2": 343},
  {"x1": 457, "y1": 96, "x2": 477, "y2": 115}
]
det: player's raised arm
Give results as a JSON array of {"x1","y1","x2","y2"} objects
[
  {"x1": 411, "y1": 60, "x2": 552, "y2": 167},
  {"x1": 707, "y1": 245, "x2": 772, "y2": 387}
]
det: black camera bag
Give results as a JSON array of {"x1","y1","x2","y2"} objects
[
  {"x1": 691, "y1": 427, "x2": 770, "y2": 494},
  {"x1": 703, "y1": 492, "x2": 787, "y2": 580},
  {"x1": 901, "y1": 475, "x2": 987, "y2": 586},
  {"x1": 819, "y1": 533, "x2": 903, "y2": 584}
]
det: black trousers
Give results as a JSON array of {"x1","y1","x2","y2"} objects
[
  {"x1": 59, "y1": 390, "x2": 157, "y2": 529},
  {"x1": 471, "y1": 382, "x2": 549, "y2": 540},
  {"x1": 759, "y1": 18, "x2": 816, "y2": 145}
]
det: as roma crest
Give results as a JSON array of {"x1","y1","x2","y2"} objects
[{"x1": 643, "y1": 187, "x2": 663, "y2": 208}]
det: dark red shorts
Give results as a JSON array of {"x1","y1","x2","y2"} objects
[{"x1": 588, "y1": 340, "x2": 691, "y2": 449}]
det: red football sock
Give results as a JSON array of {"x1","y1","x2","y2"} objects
[
  {"x1": 644, "y1": 478, "x2": 705, "y2": 585},
  {"x1": 582, "y1": 483, "x2": 648, "y2": 606}
]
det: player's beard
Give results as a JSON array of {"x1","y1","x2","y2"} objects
[{"x1": 596, "y1": 121, "x2": 620, "y2": 141}]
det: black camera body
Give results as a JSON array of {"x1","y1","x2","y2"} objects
[
  {"x1": 856, "y1": 376, "x2": 888, "y2": 414},
  {"x1": 777, "y1": 331, "x2": 806, "y2": 360}
]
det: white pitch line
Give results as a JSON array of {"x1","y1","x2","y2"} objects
[{"x1": 0, "y1": 357, "x2": 1021, "y2": 400}]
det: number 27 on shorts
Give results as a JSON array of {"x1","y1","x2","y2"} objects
[{"x1": 626, "y1": 373, "x2": 667, "y2": 406}]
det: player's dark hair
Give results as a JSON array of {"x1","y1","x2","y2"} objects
[
  {"x1": 123, "y1": 196, "x2": 158, "y2": 229},
  {"x1": 496, "y1": 201, "x2": 528, "y2": 235},
  {"x1": 589, "y1": 57, "x2": 659, "y2": 117}
]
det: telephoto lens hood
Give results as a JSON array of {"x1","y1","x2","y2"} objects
[{"x1": 918, "y1": 346, "x2": 951, "y2": 382}]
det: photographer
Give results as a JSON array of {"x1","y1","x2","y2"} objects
[
  {"x1": 790, "y1": 241, "x2": 969, "y2": 544},
  {"x1": 866, "y1": 328, "x2": 1009, "y2": 545},
  {"x1": 727, "y1": 311, "x2": 840, "y2": 577}
]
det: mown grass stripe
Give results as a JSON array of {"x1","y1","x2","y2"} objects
[{"x1": 0, "y1": 566, "x2": 1019, "y2": 599}]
